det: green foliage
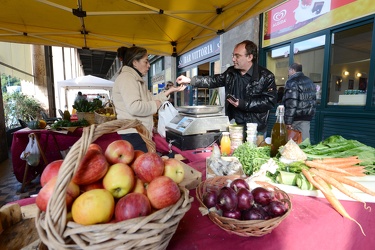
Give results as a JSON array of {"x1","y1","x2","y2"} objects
[
  {"x1": 3, "y1": 91, "x2": 43, "y2": 129},
  {"x1": 1, "y1": 73, "x2": 21, "y2": 93},
  {"x1": 73, "y1": 98, "x2": 103, "y2": 112}
]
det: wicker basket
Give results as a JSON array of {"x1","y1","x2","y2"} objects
[
  {"x1": 35, "y1": 119, "x2": 193, "y2": 249},
  {"x1": 76, "y1": 112, "x2": 96, "y2": 125},
  {"x1": 196, "y1": 176, "x2": 291, "y2": 237},
  {"x1": 95, "y1": 101, "x2": 117, "y2": 124}
]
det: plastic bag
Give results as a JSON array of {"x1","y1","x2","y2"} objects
[
  {"x1": 20, "y1": 133, "x2": 41, "y2": 166},
  {"x1": 157, "y1": 101, "x2": 178, "y2": 137}
]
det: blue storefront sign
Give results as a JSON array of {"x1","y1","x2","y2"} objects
[{"x1": 177, "y1": 36, "x2": 220, "y2": 68}]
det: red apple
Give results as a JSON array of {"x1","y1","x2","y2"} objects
[
  {"x1": 103, "y1": 163, "x2": 135, "y2": 199},
  {"x1": 130, "y1": 150, "x2": 146, "y2": 170},
  {"x1": 72, "y1": 148, "x2": 109, "y2": 185},
  {"x1": 146, "y1": 176, "x2": 181, "y2": 209},
  {"x1": 80, "y1": 179, "x2": 104, "y2": 193},
  {"x1": 104, "y1": 140, "x2": 135, "y2": 165},
  {"x1": 88, "y1": 143, "x2": 103, "y2": 153},
  {"x1": 115, "y1": 193, "x2": 151, "y2": 222},
  {"x1": 40, "y1": 159, "x2": 63, "y2": 187},
  {"x1": 163, "y1": 158, "x2": 185, "y2": 184},
  {"x1": 133, "y1": 152, "x2": 165, "y2": 183},
  {"x1": 36, "y1": 176, "x2": 80, "y2": 212},
  {"x1": 131, "y1": 177, "x2": 147, "y2": 195}
]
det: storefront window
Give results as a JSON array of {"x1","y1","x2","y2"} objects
[
  {"x1": 266, "y1": 45, "x2": 290, "y2": 103},
  {"x1": 328, "y1": 23, "x2": 373, "y2": 106},
  {"x1": 293, "y1": 35, "x2": 325, "y2": 104}
]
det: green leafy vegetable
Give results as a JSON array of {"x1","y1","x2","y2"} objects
[
  {"x1": 232, "y1": 142, "x2": 271, "y2": 176},
  {"x1": 300, "y1": 135, "x2": 375, "y2": 175},
  {"x1": 51, "y1": 119, "x2": 90, "y2": 129}
]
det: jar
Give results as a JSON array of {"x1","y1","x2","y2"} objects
[
  {"x1": 231, "y1": 138, "x2": 243, "y2": 151},
  {"x1": 220, "y1": 132, "x2": 231, "y2": 155},
  {"x1": 229, "y1": 125, "x2": 243, "y2": 140}
]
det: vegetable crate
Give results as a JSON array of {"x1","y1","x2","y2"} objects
[
  {"x1": 196, "y1": 176, "x2": 291, "y2": 237},
  {"x1": 35, "y1": 119, "x2": 193, "y2": 249},
  {"x1": 76, "y1": 112, "x2": 96, "y2": 125}
]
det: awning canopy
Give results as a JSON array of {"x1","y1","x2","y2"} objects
[
  {"x1": 57, "y1": 75, "x2": 114, "y2": 89},
  {"x1": 0, "y1": 0, "x2": 285, "y2": 56}
]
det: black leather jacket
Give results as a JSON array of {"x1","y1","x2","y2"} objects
[
  {"x1": 282, "y1": 72, "x2": 317, "y2": 125},
  {"x1": 190, "y1": 63, "x2": 277, "y2": 133}
]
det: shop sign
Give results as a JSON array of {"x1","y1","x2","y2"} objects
[
  {"x1": 263, "y1": 0, "x2": 357, "y2": 46},
  {"x1": 178, "y1": 36, "x2": 220, "y2": 68}
]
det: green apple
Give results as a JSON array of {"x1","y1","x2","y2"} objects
[
  {"x1": 163, "y1": 158, "x2": 185, "y2": 184},
  {"x1": 103, "y1": 163, "x2": 135, "y2": 199}
]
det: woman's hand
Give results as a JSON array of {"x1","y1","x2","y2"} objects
[
  {"x1": 176, "y1": 75, "x2": 191, "y2": 85},
  {"x1": 164, "y1": 85, "x2": 186, "y2": 96}
]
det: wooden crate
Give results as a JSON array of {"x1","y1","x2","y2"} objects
[{"x1": 0, "y1": 203, "x2": 44, "y2": 250}]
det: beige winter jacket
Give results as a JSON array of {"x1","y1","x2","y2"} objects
[{"x1": 112, "y1": 66, "x2": 169, "y2": 136}]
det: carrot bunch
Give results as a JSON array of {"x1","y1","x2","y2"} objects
[{"x1": 302, "y1": 156, "x2": 374, "y2": 236}]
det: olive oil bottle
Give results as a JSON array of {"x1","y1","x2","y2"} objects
[
  {"x1": 270, "y1": 105, "x2": 288, "y2": 157},
  {"x1": 63, "y1": 105, "x2": 71, "y2": 121}
]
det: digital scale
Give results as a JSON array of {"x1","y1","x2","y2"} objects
[{"x1": 165, "y1": 107, "x2": 230, "y2": 150}]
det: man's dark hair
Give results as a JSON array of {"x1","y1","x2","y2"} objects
[
  {"x1": 237, "y1": 40, "x2": 258, "y2": 62},
  {"x1": 290, "y1": 63, "x2": 302, "y2": 72}
]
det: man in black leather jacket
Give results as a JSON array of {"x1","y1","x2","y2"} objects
[
  {"x1": 283, "y1": 63, "x2": 316, "y2": 141},
  {"x1": 176, "y1": 40, "x2": 277, "y2": 135}
]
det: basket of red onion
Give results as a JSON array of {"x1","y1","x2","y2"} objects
[{"x1": 196, "y1": 176, "x2": 291, "y2": 237}]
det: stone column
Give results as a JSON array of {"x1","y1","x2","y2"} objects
[{"x1": 32, "y1": 45, "x2": 49, "y2": 116}]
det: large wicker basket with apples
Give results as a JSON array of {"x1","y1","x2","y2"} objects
[{"x1": 35, "y1": 119, "x2": 192, "y2": 249}]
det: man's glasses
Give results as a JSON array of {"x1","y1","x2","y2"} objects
[{"x1": 232, "y1": 53, "x2": 248, "y2": 59}]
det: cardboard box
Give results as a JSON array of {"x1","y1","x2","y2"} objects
[{"x1": 178, "y1": 160, "x2": 202, "y2": 190}]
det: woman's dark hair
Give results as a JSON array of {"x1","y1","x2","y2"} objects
[
  {"x1": 237, "y1": 40, "x2": 258, "y2": 62},
  {"x1": 117, "y1": 46, "x2": 148, "y2": 67}
]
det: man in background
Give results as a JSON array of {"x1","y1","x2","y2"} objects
[
  {"x1": 283, "y1": 63, "x2": 316, "y2": 141},
  {"x1": 176, "y1": 40, "x2": 277, "y2": 136}
]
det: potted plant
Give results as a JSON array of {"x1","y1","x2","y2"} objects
[{"x1": 72, "y1": 99, "x2": 103, "y2": 125}]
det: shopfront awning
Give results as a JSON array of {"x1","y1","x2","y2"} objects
[{"x1": 0, "y1": 0, "x2": 285, "y2": 56}]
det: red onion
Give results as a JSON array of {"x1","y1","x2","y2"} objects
[
  {"x1": 251, "y1": 187, "x2": 274, "y2": 206},
  {"x1": 236, "y1": 188, "x2": 254, "y2": 211},
  {"x1": 230, "y1": 178, "x2": 249, "y2": 191},
  {"x1": 217, "y1": 187, "x2": 238, "y2": 212},
  {"x1": 202, "y1": 190, "x2": 218, "y2": 209},
  {"x1": 267, "y1": 200, "x2": 287, "y2": 217},
  {"x1": 222, "y1": 208, "x2": 241, "y2": 220},
  {"x1": 242, "y1": 207, "x2": 264, "y2": 220}
]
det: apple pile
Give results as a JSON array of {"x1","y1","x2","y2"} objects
[{"x1": 36, "y1": 140, "x2": 186, "y2": 225}]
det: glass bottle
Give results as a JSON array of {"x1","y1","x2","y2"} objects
[
  {"x1": 220, "y1": 132, "x2": 231, "y2": 155},
  {"x1": 270, "y1": 105, "x2": 288, "y2": 157},
  {"x1": 63, "y1": 105, "x2": 71, "y2": 121}
]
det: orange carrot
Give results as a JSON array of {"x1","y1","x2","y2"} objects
[
  {"x1": 312, "y1": 175, "x2": 366, "y2": 236},
  {"x1": 320, "y1": 169, "x2": 366, "y2": 177},
  {"x1": 313, "y1": 156, "x2": 359, "y2": 164},
  {"x1": 309, "y1": 168, "x2": 370, "y2": 211},
  {"x1": 302, "y1": 169, "x2": 325, "y2": 190},
  {"x1": 324, "y1": 172, "x2": 375, "y2": 196},
  {"x1": 312, "y1": 158, "x2": 362, "y2": 169},
  {"x1": 305, "y1": 161, "x2": 353, "y2": 175}
]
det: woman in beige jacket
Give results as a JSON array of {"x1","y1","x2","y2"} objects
[{"x1": 113, "y1": 46, "x2": 185, "y2": 151}]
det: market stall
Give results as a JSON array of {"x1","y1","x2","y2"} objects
[{"x1": 7, "y1": 117, "x2": 375, "y2": 249}]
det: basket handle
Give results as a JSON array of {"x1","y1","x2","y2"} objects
[{"x1": 36, "y1": 119, "x2": 155, "y2": 246}]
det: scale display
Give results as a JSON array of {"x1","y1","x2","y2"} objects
[{"x1": 166, "y1": 114, "x2": 229, "y2": 136}]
